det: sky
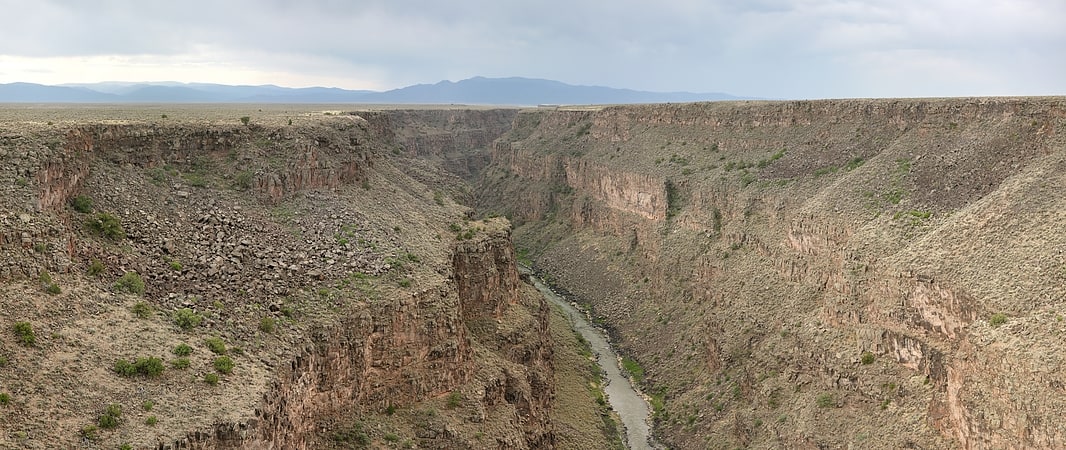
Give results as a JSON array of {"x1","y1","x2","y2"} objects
[{"x1": 0, "y1": 0, "x2": 1063, "y2": 99}]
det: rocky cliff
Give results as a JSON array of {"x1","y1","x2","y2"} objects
[
  {"x1": 476, "y1": 98, "x2": 1066, "y2": 449},
  {"x1": 0, "y1": 108, "x2": 557, "y2": 449}
]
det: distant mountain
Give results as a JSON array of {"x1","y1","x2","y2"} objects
[{"x1": 0, "y1": 77, "x2": 746, "y2": 105}]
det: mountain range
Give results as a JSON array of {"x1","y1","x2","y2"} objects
[{"x1": 0, "y1": 77, "x2": 746, "y2": 105}]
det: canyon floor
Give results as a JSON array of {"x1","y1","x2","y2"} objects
[{"x1": 2, "y1": 98, "x2": 1066, "y2": 449}]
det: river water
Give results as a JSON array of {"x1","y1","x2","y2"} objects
[{"x1": 524, "y1": 270, "x2": 659, "y2": 450}]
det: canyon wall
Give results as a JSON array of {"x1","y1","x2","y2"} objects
[{"x1": 477, "y1": 98, "x2": 1066, "y2": 449}]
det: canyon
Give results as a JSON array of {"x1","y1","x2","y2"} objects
[{"x1": 0, "y1": 97, "x2": 1064, "y2": 449}]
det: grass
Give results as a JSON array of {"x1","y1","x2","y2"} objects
[
  {"x1": 816, "y1": 393, "x2": 835, "y2": 408},
  {"x1": 621, "y1": 356, "x2": 645, "y2": 383},
  {"x1": 259, "y1": 316, "x2": 276, "y2": 333},
  {"x1": 446, "y1": 391, "x2": 462, "y2": 409}
]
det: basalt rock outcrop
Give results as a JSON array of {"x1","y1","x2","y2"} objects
[{"x1": 477, "y1": 98, "x2": 1066, "y2": 449}]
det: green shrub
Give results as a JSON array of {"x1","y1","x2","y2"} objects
[
  {"x1": 239, "y1": 116, "x2": 250, "y2": 125},
  {"x1": 98, "y1": 403, "x2": 122, "y2": 429},
  {"x1": 131, "y1": 301, "x2": 153, "y2": 319},
  {"x1": 71, "y1": 195, "x2": 93, "y2": 213},
  {"x1": 170, "y1": 357, "x2": 190, "y2": 369},
  {"x1": 0, "y1": 392, "x2": 10, "y2": 405},
  {"x1": 861, "y1": 351, "x2": 875, "y2": 365},
  {"x1": 120, "y1": 444, "x2": 132, "y2": 450},
  {"x1": 446, "y1": 391, "x2": 462, "y2": 409},
  {"x1": 114, "y1": 272, "x2": 145, "y2": 295},
  {"x1": 114, "y1": 357, "x2": 164, "y2": 378},
  {"x1": 173, "y1": 308, "x2": 203, "y2": 330},
  {"x1": 87, "y1": 258, "x2": 105, "y2": 276},
  {"x1": 204, "y1": 337, "x2": 226, "y2": 355},
  {"x1": 989, "y1": 313, "x2": 1008, "y2": 328},
  {"x1": 234, "y1": 171, "x2": 254, "y2": 191},
  {"x1": 38, "y1": 271, "x2": 52, "y2": 284},
  {"x1": 204, "y1": 373, "x2": 220, "y2": 385},
  {"x1": 173, "y1": 343, "x2": 193, "y2": 356},
  {"x1": 13, "y1": 322, "x2": 35, "y2": 346},
  {"x1": 169, "y1": 260, "x2": 183, "y2": 271},
  {"x1": 80, "y1": 425, "x2": 98, "y2": 441},
  {"x1": 816, "y1": 393, "x2": 835, "y2": 408},
  {"x1": 259, "y1": 317, "x2": 276, "y2": 333},
  {"x1": 142, "y1": 400, "x2": 154, "y2": 411},
  {"x1": 45, "y1": 282, "x2": 61, "y2": 295},
  {"x1": 146, "y1": 415, "x2": 158, "y2": 426},
  {"x1": 86, "y1": 212, "x2": 126, "y2": 240},
  {"x1": 213, "y1": 356, "x2": 234, "y2": 374}
]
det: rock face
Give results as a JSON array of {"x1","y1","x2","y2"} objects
[
  {"x1": 0, "y1": 109, "x2": 555, "y2": 449},
  {"x1": 477, "y1": 97, "x2": 1066, "y2": 449}
]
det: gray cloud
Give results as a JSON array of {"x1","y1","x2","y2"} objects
[{"x1": 1, "y1": 0, "x2": 1063, "y2": 98}]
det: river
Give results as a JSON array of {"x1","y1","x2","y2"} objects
[{"x1": 524, "y1": 270, "x2": 660, "y2": 450}]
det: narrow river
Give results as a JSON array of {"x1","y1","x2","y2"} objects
[{"x1": 524, "y1": 270, "x2": 659, "y2": 450}]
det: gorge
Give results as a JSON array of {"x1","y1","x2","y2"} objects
[{"x1": 1, "y1": 97, "x2": 1064, "y2": 449}]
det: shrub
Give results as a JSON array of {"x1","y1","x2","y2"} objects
[
  {"x1": 170, "y1": 358, "x2": 190, "y2": 369},
  {"x1": 98, "y1": 403, "x2": 122, "y2": 429},
  {"x1": 0, "y1": 392, "x2": 10, "y2": 405},
  {"x1": 213, "y1": 356, "x2": 234, "y2": 374},
  {"x1": 71, "y1": 195, "x2": 93, "y2": 213},
  {"x1": 38, "y1": 271, "x2": 52, "y2": 284},
  {"x1": 114, "y1": 272, "x2": 145, "y2": 296},
  {"x1": 87, "y1": 258, "x2": 105, "y2": 276},
  {"x1": 259, "y1": 317, "x2": 276, "y2": 333},
  {"x1": 169, "y1": 260, "x2": 183, "y2": 271},
  {"x1": 173, "y1": 343, "x2": 193, "y2": 356},
  {"x1": 446, "y1": 391, "x2": 462, "y2": 409},
  {"x1": 204, "y1": 337, "x2": 226, "y2": 355},
  {"x1": 173, "y1": 308, "x2": 203, "y2": 331},
  {"x1": 142, "y1": 400, "x2": 154, "y2": 411},
  {"x1": 989, "y1": 313, "x2": 1008, "y2": 328},
  {"x1": 204, "y1": 373, "x2": 220, "y2": 385},
  {"x1": 13, "y1": 322, "x2": 35, "y2": 346},
  {"x1": 861, "y1": 351, "x2": 875, "y2": 365},
  {"x1": 146, "y1": 415, "x2": 158, "y2": 426},
  {"x1": 239, "y1": 116, "x2": 250, "y2": 125},
  {"x1": 86, "y1": 212, "x2": 126, "y2": 240},
  {"x1": 816, "y1": 393, "x2": 835, "y2": 408},
  {"x1": 45, "y1": 282, "x2": 61, "y2": 295},
  {"x1": 114, "y1": 357, "x2": 164, "y2": 378},
  {"x1": 131, "y1": 301, "x2": 153, "y2": 319},
  {"x1": 80, "y1": 425, "x2": 98, "y2": 441}
]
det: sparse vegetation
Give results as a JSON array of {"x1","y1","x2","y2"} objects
[
  {"x1": 113, "y1": 356, "x2": 165, "y2": 378},
  {"x1": 446, "y1": 391, "x2": 462, "y2": 409},
  {"x1": 332, "y1": 422, "x2": 371, "y2": 446},
  {"x1": 87, "y1": 258, "x2": 105, "y2": 276},
  {"x1": 146, "y1": 415, "x2": 158, "y2": 426},
  {"x1": 170, "y1": 358, "x2": 191, "y2": 369},
  {"x1": 131, "y1": 301, "x2": 153, "y2": 318},
  {"x1": 989, "y1": 313, "x2": 1008, "y2": 328},
  {"x1": 621, "y1": 356, "x2": 645, "y2": 383},
  {"x1": 114, "y1": 272, "x2": 145, "y2": 295},
  {"x1": 173, "y1": 308, "x2": 203, "y2": 330},
  {"x1": 816, "y1": 393, "x2": 835, "y2": 408},
  {"x1": 259, "y1": 316, "x2": 276, "y2": 333},
  {"x1": 213, "y1": 356, "x2": 235, "y2": 374},
  {"x1": 86, "y1": 212, "x2": 126, "y2": 240},
  {"x1": 861, "y1": 351, "x2": 875, "y2": 365},
  {"x1": 71, "y1": 195, "x2": 93, "y2": 213},
  {"x1": 13, "y1": 321, "x2": 35, "y2": 346},
  {"x1": 204, "y1": 373, "x2": 220, "y2": 385},
  {"x1": 98, "y1": 403, "x2": 122, "y2": 429},
  {"x1": 204, "y1": 336, "x2": 227, "y2": 355},
  {"x1": 0, "y1": 392, "x2": 10, "y2": 405}
]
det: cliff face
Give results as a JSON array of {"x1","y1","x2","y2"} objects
[
  {"x1": 0, "y1": 109, "x2": 553, "y2": 449},
  {"x1": 477, "y1": 98, "x2": 1066, "y2": 449}
]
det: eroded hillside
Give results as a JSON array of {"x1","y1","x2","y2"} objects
[
  {"x1": 476, "y1": 98, "x2": 1066, "y2": 449},
  {"x1": 0, "y1": 107, "x2": 617, "y2": 449}
]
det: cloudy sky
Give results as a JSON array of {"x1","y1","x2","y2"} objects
[{"x1": 0, "y1": 0, "x2": 1063, "y2": 99}]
